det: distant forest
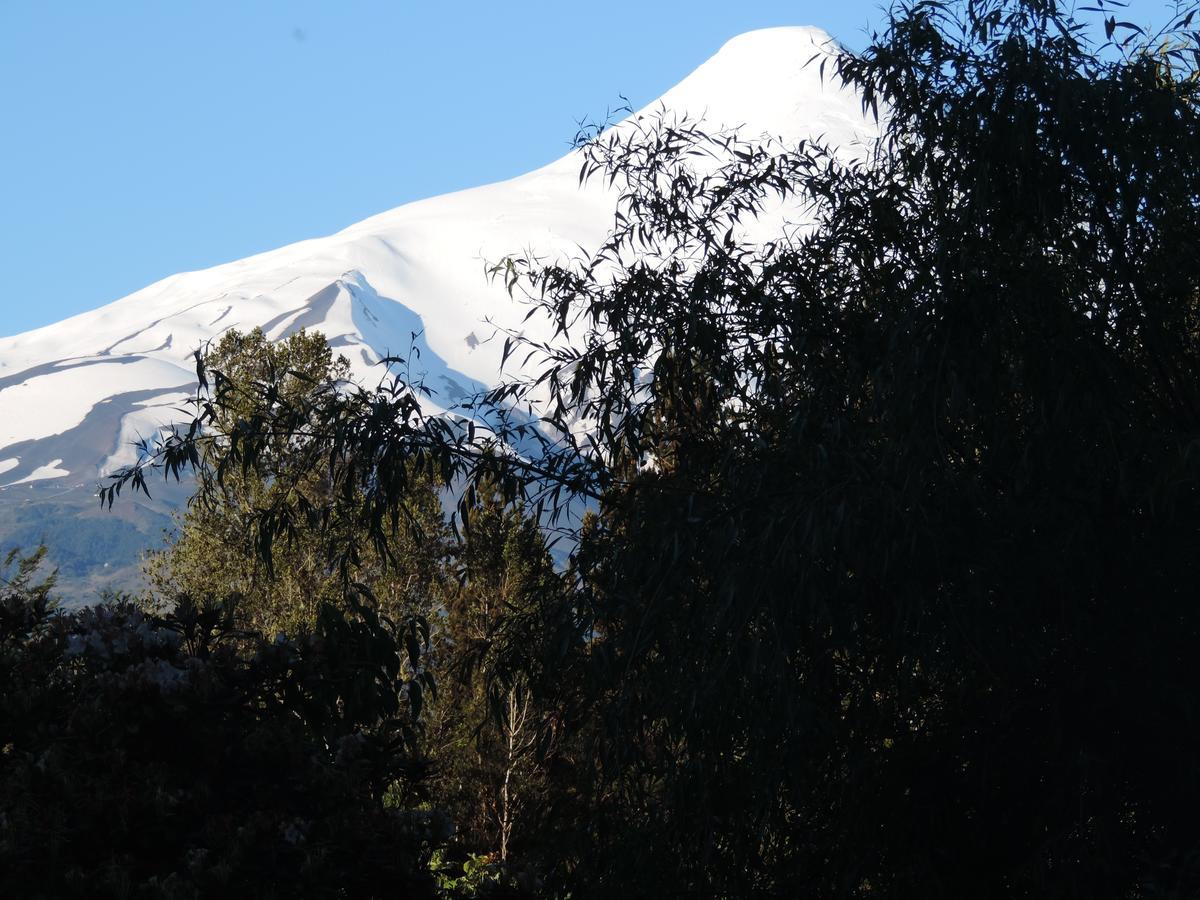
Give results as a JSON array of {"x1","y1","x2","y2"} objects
[{"x1": 4, "y1": 2, "x2": 1200, "y2": 896}]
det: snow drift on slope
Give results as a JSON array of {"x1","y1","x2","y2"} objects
[{"x1": 0, "y1": 26, "x2": 875, "y2": 491}]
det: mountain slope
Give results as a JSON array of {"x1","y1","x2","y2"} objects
[{"x1": 0, "y1": 26, "x2": 875, "y2": 600}]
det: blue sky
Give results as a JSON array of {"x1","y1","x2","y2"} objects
[{"x1": 0, "y1": 1, "x2": 1176, "y2": 337}]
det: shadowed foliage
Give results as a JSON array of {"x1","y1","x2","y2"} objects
[
  {"x1": 0, "y1": 568, "x2": 443, "y2": 898},
  {"x1": 96, "y1": 1, "x2": 1200, "y2": 896}
]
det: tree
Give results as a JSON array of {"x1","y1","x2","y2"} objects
[
  {"x1": 142, "y1": 331, "x2": 572, "y2": 889},
  {"x1": 145, "y1": 327, "x2": 450, "y2": 636},
  {"x1": 425, "y1": 485, "x2": 573, "y2": 873},
  {"x1": 519, "y1": 2, "x2": 1200, "y2": 894},
  {"x1": 105, "y1": 1, "x2": 1200, "y2": 895}
]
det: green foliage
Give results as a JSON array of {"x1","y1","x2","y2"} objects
[
  {"x1": 140, "y1": 331, "x2": 570, "y2": 884},
  {"x1": 425, "y1": 484, "x2": 577, "y2": 871},
  {"x1": 0, "y1": 494, "x2": 170, "y2": 602},
  {"x1": 145, "y1": 327, "x2": 449, "y2": 635},
  {"x1": 0, "y1": 580, "x2": 442, "y2": 898},
  {"x1": 100, "y1": 2, "x2": 1200, "y2": 896},
  {"x1": 430, "y1": 849, "x2": 537, "y2": 898},
  {"x1": 0, "y1": 506, "x2": 146, "y2": 579},
  {"x1": 0, "y1": 546, "x2": 57, "y2": 608},
  {"x1": 514, "y1": 2, "x2": 1200, "y2": 893}
]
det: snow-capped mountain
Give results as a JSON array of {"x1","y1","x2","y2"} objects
[{"x1": 0, "y1": 27, "x2": 875, "y2": 597}]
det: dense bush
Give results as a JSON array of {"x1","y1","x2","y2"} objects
[{"x1": 0, "y1": 559, "x2": 443, "y2": 899}]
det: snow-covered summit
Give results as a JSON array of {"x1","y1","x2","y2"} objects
[
  {"x1": 0, "y1": 26, "x2": 874, "y2": 496},
  {"x1": 655, "y1": 26, "x2": 865, "y2": 143}
]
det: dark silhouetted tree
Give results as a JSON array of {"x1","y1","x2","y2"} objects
[{"x1": 104, "y1": 2, "x2": 1200, "y2": 895}]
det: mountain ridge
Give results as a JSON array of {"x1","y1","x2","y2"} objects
[{"x1": 0, "y1": 26, "x2": 874, "y2": 599}]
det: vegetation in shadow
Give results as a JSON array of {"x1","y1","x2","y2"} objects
[{"x1": 5, "y1": 1, "x2": 1200, "y2": 896}]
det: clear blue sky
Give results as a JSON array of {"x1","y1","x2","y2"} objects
[{"x1": 0, "y1": 1, "x2": 1176, "y2": 338}]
